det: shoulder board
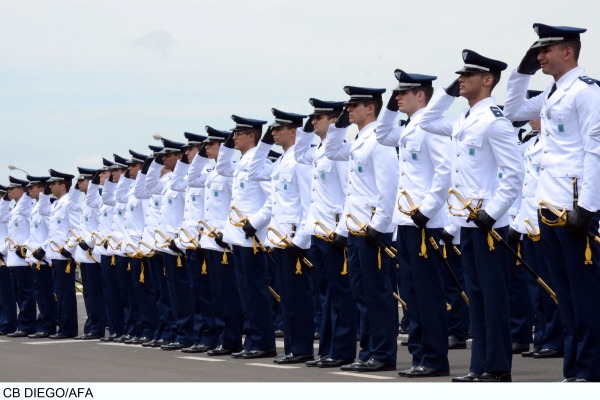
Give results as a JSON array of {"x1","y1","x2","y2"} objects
[
  {"x1": 579, "y1": 76, "x2": 595, "y2": 84},
  {"x1": 490, "y1": 106, "x2": 504, "y2": 118}
]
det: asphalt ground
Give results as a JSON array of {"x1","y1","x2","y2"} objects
[{"x1": 0, "y1": 294, "x2": 567, "y2": 383}]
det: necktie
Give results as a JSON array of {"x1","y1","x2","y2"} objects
[
  {"x1": 465, "y1": 110, "x2": 470, "y2": 119},
  {"x1": 548, "y1": 83, "x2": 557, "y2": 98}
]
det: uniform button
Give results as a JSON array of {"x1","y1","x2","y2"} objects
[
  {"x1": 455, "y1": 168, "x2": 458, "y2": 173},
  {"x1": 540, "y1": 166, "x2": 544, "y2": 170},
  {"x1": 522, "y1": 195, "x2": 525, "y2": 199},
  {"x1": 455, "y1": 183, "x2": 459, "y2": 188},
  {"x1": 544, "y1": 150, "x2": 548, "y2": 153},
  {"x1": 456, "y1": 153, "x2": 460, "y2": 157},
  {"x1": 524, "y1": 183, "x2": 527, "y2": 186},
  {"x1": 403, "y1": 159, "x2": 406, "y2": 162},
  {"x1": 401, "y1": 172, "x2": 405, "y2": 176}
]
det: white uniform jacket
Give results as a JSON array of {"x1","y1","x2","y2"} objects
[
  {"x1": 87, "y1": 183, "x2": 115, "y2": 257},
  {"x1": 146, "y1": 161, "x2": 184, "y2": 256},
  {"x1": 44, "y1": 190, "x2": 76, "y2": 261},
  {"x1": 503, "y1": 67, "x2": 600, "y2": 212},
  {"x1": 134, "y1": 172, "x2": 165, "y2": 255},
  {"x1": 7, "y1": 194, "x2": 34, "y2": 267},
  {"x1": 376, "y1": 107, "x2": 452, "y2": 228},
  {"x1": 324, "y1": 121, "x2": 399, "y2": 235},
  {"x1": 511, "y1": 136, "x2": 543, "y2": 234},
  {"x1": 250, "y1": 141, "x2": 312, "y2": 249},
  {"x1": 294, "y1": 127, "x2": 349, "y2": 238},
  {"x1": 189, "y1": 155, "x2": 233, "y2": 252},
  {"x1": 216, "y1": 146, "x2": 272, "y2": 247},
  {"x1": 169, "y1": 160, "x2": 209, "y2": 251},
  {"x1": 420, "y1": 89, "x2": 524, "y2": 228},
  {"x1": 24, "y1": 194, "x2": 51, "y2": 265}
]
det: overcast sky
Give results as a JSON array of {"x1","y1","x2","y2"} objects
[{"x1": 1, "y1": 0, "x2": 598, "y2": 179}]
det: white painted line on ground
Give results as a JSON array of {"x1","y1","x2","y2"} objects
[
  {"x1": 275, "y1": 339, "x2": 319, "y2": 350},
  {"x1": 179, "y1": 356, "x2": 226, "y2": 363},
  {"x1": 24, "y1": 340, "x2": 82, "y2": 345},
  {"x1": 98, "y1": 342, "x2": 132, "y2": 347},
  {"x1": 329, "y1": 372, "x2": 394, "y2": 380},
  {"x1": 244, "y1": 363, "x2": 301, "y2": 369},
  {"x1": 0, "y1": 340, "x2": 10, "y2": 343}
]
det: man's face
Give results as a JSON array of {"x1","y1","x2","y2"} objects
[
  {"x1": 205, "y1": 142, "x2": 220, "y2": 160},
  {"x1": 184, "y1": 145, "x2": 199, "y2": 162},
  {"x1": 458, "y1": 72, "x2": 487, "y2": 100},
  {"x1": 163, "y1": 153, "x2": 181, "y2": 170},
  {"x1": 111, "y1": 168, "x2": 125, "y2": 182},
  {"x1": 537, "y1": 44, "x2": 565, "y2": 77},
  {"x1": 312, "y1": 115, "x2": 335, "y2": 136},
  {"x1": 49, "y1": 181, "x2": 62, "y2": 197},
  {"x1": 395, "y1": 90, "x2": 419, "y2": 115},
  {"x1": 347, "y1": 102, "x2": 370, "y2": 126},
  {"x1": 99, "y1": 170, "x2": 110, "y2": 185},
  {"x1": 128, "y1": 163, "x2": 141, "y2": 179},
  {"x1": 7, "y1": 187, "x2": 22, "y2": 201},
  {"x1": 27, "y1": 185, "x2": 41, "y2": 199},
  {"x1": 78, "y1": 178, "x2": 89, "y2": 193},
  {"x1": 272, "y1": 126, "x2": 295, "y2": 148},
  {"x1": 233, "y1": 130, "x2": 254, "y2": 152}
]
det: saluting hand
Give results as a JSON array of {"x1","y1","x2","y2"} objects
[
  {"x1": 261, "y1": 126, "x2": 275, "y2": 145},
  {"x1": 335, "y1": 106, "x2": 351, "y2": 129},
  {"x1": 386, "y1": 92, "x2": 399, "y2": 112},
  {"x1": 445, "y1": 78, "x2": 460, "y2": 97},
  {"x1": 517, "y1": 43, "x2": 541, "y2": 75},
  {"x1": 303, "y1": 117, "x2": 314, "y2": 133}
]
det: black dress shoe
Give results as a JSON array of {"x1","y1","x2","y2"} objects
[
  {"x1": 242, "y1": 349, "x2": 277, "y2": 359},
  {"x1": 141, "y1": 339, "x2": 157, "y2": 347},
  {"x1": 7, "y1": 331, "x2": 29, "y2": 338},
  {"x1": 448, "y1": 335, "x2": 467, "y2": 350},
  {"x1": 452, "y1": 372, "x2": 481, "y2": 382},
  {"x1": 130, "y1": 336, "x2": 149, "y2": 345},
  {"x1": 208, "y1": 345, "x2": 241, "y2": 356},
  {"x1": 28, "y1": 332, "x2": 49, "y2": 339},
  {"x1": 74, "y1": 334, "x2": 86, "y2": 340},
  {"x1": 0, "y1": 331, "x2": 7, "y2": 336},
  {"x1": 181, "y1": 345, "x2": 199, "y2": 353},
  {"x1": 399, "y1": 328, "x2": 409, "y2": 335},
  {"x1": 124, "y1": 336, "x2": 139, "y2": 344},
  {"x1": 560, "y1": 377, "x2": 577, "y2": 382},
  {"x1": 340, "y1": 359, "x2": 395, "y2": 372},
  {"x1": 118, "y1": 335, "x2": 132, "y2": 343},
  {"x1": 317, "y1": 357, "x2": 355, "y2": 368},
  {"x1": 274, "y1": 353, "x2": 314, "y2": 364},
  {"x1": 231, "y1": 350, "x2": 248, "y2": 359},
  {"x1": 521, "y1": 349, "x2": 540, "y2": 357},
  {"x1": 398, "y1": 366, "x2": 418, "y2": 377},
  {"x1": 511, "y1": 343, "x2": 529, "y2": 354},
  {"x1": 100, "y1": 334, "x2": 117, "y2": 342},
  {"x1": 196, "y1": 344, "x2": 216, "y2": 353},
  {"x1": 533, "y1": 348, "x2": 563, "y2": 358},
  {"x1": 161, "y1": 342, "x2": 187, "y2": 351},
  {"x1": 81, "y1": 333, "x2": 102, "y2": 340},
  {"x1": 153, "y1": 339, "x2": 170, "y2": 347},
  {"x1": 306, "y1": 355, "x2": 327, "y2": 367},
  {"x1": 49, "y1": 333, "x2": 73, "y2": 340},
  {"x1": 405, "y1": 366, "x2": 450, "y2": 378},
  {"x1": 314, "y1": 332, "x2": 320, "y2": 341},
  {"x1": 274, "y1": 330, "x2": 284, "y2": 338},
  {"x1": 473, "y1": 372, "x2": 512, "y2": 382}
]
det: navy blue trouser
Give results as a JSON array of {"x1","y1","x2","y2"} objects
[
  {"x1": 396, "y1": 226, "x2": 449, "y2": 371},
  {"x1": 347, "y1": 233, "x2": 397, "y2": 366},
  {"x1": 100, "y1": 254, "x2": 124, "y2": 337},
  {"x1": 539, "y1": 209, "x2": 600, "y2": 380},
  {"x1": 79, "y1": 262, "x2": 105, "y2": 335},
  {"x1": 32, "y1": 262, "x2": 57, "y2": 334},
  {"x1": 130, "y1": 258, "x2": 157, "y2": 339},
  {"x1": 273, "y1": 247, "x2": 315, "y2": 356},
  {"x1": 161, "y1": 251, "x2": 194, "y2": 345},
  {"x1": 232, "y1": 245, "x2": 275, "y2": 352},
  {"x1": 521, "y1": 237, "x2": 562, "y2": 352},
  {"x1": 507, "y1": 238, "x2": 533, "y2": 345},
  {"x1": 0, "y1": 266, "x2": 17, "y2": 333},
  {"x1": 442, "y1": 242, "x2": 470, "y2": 341},
  {"x1": 186, "y1": 249, "x2": 218, "y2": 347},
  {"x1": 9, "y1": 265, "x2": 37, "y2": 334},
  {"x1": 460, "y1": 227, "x2": 512, "y2": 374},
  {"x1": 147, "y1": 254, "x2": 174, "y2": 342},
  {"x1": 115, "y1": 256, "x2": 140, "y2": 337},
  {"x1": 206, "y1": 249, "x2": 243, "y2": 350},
  {"x1": 51, "y1": 259, "x2": 78, "y2": 337},
  {"x1": 310, "y1": 236, "x2": 357, "y2": 360}
]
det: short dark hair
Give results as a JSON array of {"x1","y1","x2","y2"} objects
[
  {"x1": 251, "y1": 128, "x2": 261, "y2": 145},
  {"x1": 484, "y1": 71, "x2": 502, "y2": 92},
  {"x1": 62, "y1": 180, "x2": 72, "y2": 192},
  {"x1": 363, "y1": 98, "x2": 383, "y2": 118},
  {"x1": 559, "y1": 40, "x2": 581, "y2": 61},
  {"x1": 410, "y1": 86, "x2": 434, "y2": 104}
]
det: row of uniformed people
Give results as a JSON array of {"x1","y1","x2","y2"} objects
[{"x1": 1, "y1": 21, "x2": 598, "y2": 383}]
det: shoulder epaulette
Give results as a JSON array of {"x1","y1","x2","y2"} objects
[
  {"x1": 490, "y1": 106, "x2": 504, "y2": 117},
  {"x1": 579, "y1": 76, "x2": 595, "y2": 84}
]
